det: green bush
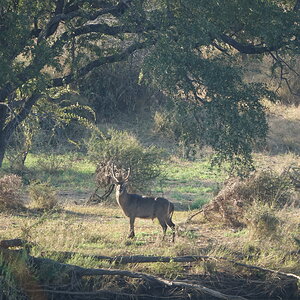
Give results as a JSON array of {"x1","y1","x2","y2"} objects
[
  {"x1": 86, "y1": 129, "x2": 166, "y2": 192},
  {"x1": 28, "y1": 181, "x2": 58, "y2": 210},
  {"x1": 0, "y1": 175, "x2": 24, "y2": 211},
  {"x1": 153, "y1": 101, "x2": 201, "y2": 160}
]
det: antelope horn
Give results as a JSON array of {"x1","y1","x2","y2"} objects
[
  {"x1": 111, "y1": 164, "x2": 119, "y2": 182},
  {"x1": 124, "y1": 167, "x2": 131, "y2": 181}
]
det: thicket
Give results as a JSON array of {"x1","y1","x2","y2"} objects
[
  {"x1": 86, "y1": 129, "x2": 166, "y2": 193},
  {"x1": 203, "y1": 169, "x2": 298, "y2": 227}
]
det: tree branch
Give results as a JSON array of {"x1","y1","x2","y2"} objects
[
  {"x1": 3, "y1": 93, "x2": 41, "y2": 138},
  {"x1": 52, "y1": 40, "x2": 151, "y2": 87},
  {"x1": 220, "y1": 34, "x2": 283, "y2": 54},
  {"x1": 45, "y1": 0, "x2": 65, "y2": 38}
]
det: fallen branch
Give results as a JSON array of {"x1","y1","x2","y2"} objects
[
  {"x1": 0, "y1": 239, "x2": 27, "y2": 249},
  {"x1": 186, "y1": 209, "x2": 203, "y2": 223},
  {"x1": 25, "y1": 289, "x2": 185, "y2": 300},
  {"x1": 30, "y1": 256, "x2": 247, "y2": 300},
  {"x1": 86, "y1": 184, "x2": 115, "y2": 205},
  {"x1": 38, "y1": 250, "x2": 300, "y2": 281}
]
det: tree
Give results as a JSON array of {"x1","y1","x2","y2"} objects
[{"x1": 1, "y1": 0, "x2": 300, "y2": 168}]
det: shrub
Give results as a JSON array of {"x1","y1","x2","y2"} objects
[
  {"x1": 245, "y1": 203, "x2": 280, "y2": 240},
  {"x1": 86, "y1": 129, "x2": 166, "y2": 192},
  {"x1": 0, "y1": 175, "x2": 24, "y2": 211},
  {"x1": 35, "y1": 154, "x2": 69, "y2": 175},
  {"x1": 203, "y1": 169, "x2": 295, "y2": 227},
  {"x1": 28, "y1": 181, "x2": 58, "y2": 210}
]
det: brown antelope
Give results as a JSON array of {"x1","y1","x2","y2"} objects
[{"x1": 112, "y1": 167, "x2": 175, "y2": 242}]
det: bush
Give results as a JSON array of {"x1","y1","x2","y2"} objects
[
  {"x1": 245, "y1": 203, "x2": 280, "y2": 240},
  {"x1": 0, "y1": 175, "x2": 24, "y2": 211},
  {"x1": 203, "y1": 169, "x2": 295, "y2": 227},
  {"x1": 35, "y1": 154, "x2": 70, "y2": 175},
  {"x1": 28, "y1": 181, "x2": 58, "y2": 210},
  {"x1": 86, "y1": 129, "x2": 166, "y2": 192},
  {"x1": 78, "y1": 61, "x2": 156, "y2": 121}
]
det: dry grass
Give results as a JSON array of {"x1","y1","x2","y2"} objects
[
  {"x1": 0, "y1": 202, "x2": 298, "y2": 277},
  {"x1": 266, "y1": 102, "x2": 300, "y2": 154}
]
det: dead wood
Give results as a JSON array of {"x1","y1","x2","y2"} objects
[
  {"x1": 32, "y1": 249, "x2": 300, "y2": 281},
  {"x1": 86, "y1": 183, "x2": 115, "y2": 205},
  {"x1": 25, "y1": 289, "x2": 186, "y2": 300},
  {"x1": 1, "y1": 243, "x2": 298, "y2": 299},
  {"x1": 28, "y1": 256, "x2": 248, "y2": 300},
  {"x1": 186, "y1": 209, "x2": 203, "y2": 223},
  {"x1": 1, "y1": 239, "x2": 298, "y2": 281},
  {"x1": 0, "y1": 238, "x2": 27, "y2": 249}
]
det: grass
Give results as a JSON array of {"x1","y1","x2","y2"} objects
[
  {"x1": 1, "y1": 153, "x2": 96, "y2": 191},
  {"x1": 1, "y1": 203, "x2": 299, "y2": 279},
  {"x1": 1, "y1": 153, "x2": 225, "y2": 210}
]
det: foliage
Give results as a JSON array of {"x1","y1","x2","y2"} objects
[
  {"x1": 0, "y1": 174, "x2": 24, "y2": 211},
  {"x1": 86, "y1": 129, "x2": 165, "y2": 192},
  {"x1": 153, "y1": 100, "x2": 202, "y2": 160},
  {"x1": 28, "y1": 181, "x2": 58, "y2": 210},
  {"x1": 35, "y1": 154, "x2": 70, "y2": 175},
  {"x1": 79, "y1": 61, "x2": 159, "y2": 121},
  {"x1": 2, "y1": 0, "x2": 300, "y2": 169},
  {"x1": 5, "y1": 122, "x2": 34, "y2": 173},
  {"x1": 31, "y1": 96, "x2": 96, "y2": 152}
]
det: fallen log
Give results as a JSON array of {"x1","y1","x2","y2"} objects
[
  {"x1": 30, "y1": 255, "x2": 248, "y2": 300},
  {"x1": 0, "y1": 238, "x2": 27, "y2": 249},
  {"x1": 37, "y1": 250, "x2": 300, "y2": 281},
  {"x1": 1, "y1": 243, "x2": 298, "y2": 300}
]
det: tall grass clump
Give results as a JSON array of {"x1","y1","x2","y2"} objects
[
  {"x1": 0, "y1": 174, "x2": 24, "y2": 211},
  {"x1": 86, "y1": 129, "x2": 166, "y2": 192},
  {"x1": 244, "y1": 203, "x2": 280, "y2": 240},
  {"x1": 28, "y1": 181, "x2": 58, "y2": 210}
]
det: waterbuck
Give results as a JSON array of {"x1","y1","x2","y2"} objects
[{"x1": 112, "y1": 167, "x2": 175, "y2": 242}]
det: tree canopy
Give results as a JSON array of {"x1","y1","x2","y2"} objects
[{"x1": 1, "y1": 0, "x2": 300, "y2": 169}]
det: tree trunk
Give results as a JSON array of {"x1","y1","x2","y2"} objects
[
  {"x1": 0, "y1": 94, "x2": 40, "y2": 168},
  {"x1": 0, "y1": 104, "x2": 8, "y2": 168},
  {"x1": 0, "y1": 133, "x2": 6, "y2": 168}
]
